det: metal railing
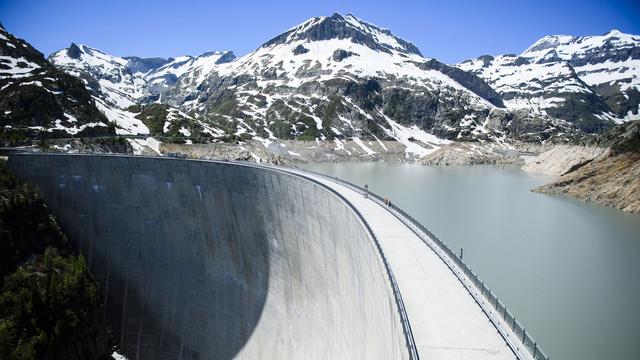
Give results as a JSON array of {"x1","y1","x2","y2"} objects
[{"x1": 299, "y1": 168, "x2": 551, "y2": 360}]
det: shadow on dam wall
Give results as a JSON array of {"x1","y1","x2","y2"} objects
[{"x1": 8, "y1": 154, "x2": 407, "y2": 360}]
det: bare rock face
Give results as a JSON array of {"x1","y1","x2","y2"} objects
[
  {"x1": 332, "y1": 49, "x2": 357, "y2": 61},
  {"x1": 534, "y1": 152, "x2": 640, "y2": 213},
  {"x1": 532, "y1": 120, "x2": 640, "y2": 213},
  {"x1": 420, "y1": 142, "x2": 523, "y2": 166},
  {"x1": 46, "y1": 137, "x2": 134, "y2": 154},
  {"x1": 262, "y1": 12, "x2": 423, "y2": 56},
  {"x1": 160, "y1": 141, "x2": 291, "y2": 165},
  {"x1": 522, "y1": 145, "x2": 608, "y2": 176},
  {"x1": 292, "y1": 45, "x2": 309, "y2": 55},
  {"x1": 597, "y1": 118, "x2": 640, "y2": 154}
]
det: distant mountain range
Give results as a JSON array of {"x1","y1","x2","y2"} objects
[
  {"x1": 457, "y1": 29, "x2": 639, "y2": 131},
  {"x1": 1, "y1": 14, "x2": 638, "y2": 156}
]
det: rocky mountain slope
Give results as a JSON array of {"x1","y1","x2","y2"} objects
[
  {"x1": 3, "y1": 14, "x2": 638, "y2": 162},
  {"x1": 458, "y1": 30, "x2": 639, "y2": 133},
  {"x1": 0, "y1": 24, "x2": 113, "y2": 146},
  {"x1": 166, "y1": 13, "x2": 513, "y2": 156},
  {"x1": 49, "y1": 44, "x2": 236, "y2": 108},
  {"x1": 49, "y1": 43, "x2": 230, "y2": 139},
  {"x1": 48, "y1": 13, "x2": 591, "y2": 159},
  {"x1": 533, "y1": 120, "x2": 640, "y2": 213},
  {"x1": 522, "y1": 144, "x2": 608, "y2": 176}
]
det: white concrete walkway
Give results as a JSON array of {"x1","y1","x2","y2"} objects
[{"x1": 295, "y1": 170, "x2": 523, "y2": 360}]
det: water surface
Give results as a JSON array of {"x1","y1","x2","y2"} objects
[{"x1": 301, "y1": 162, "x2": 640, "y2": 360}]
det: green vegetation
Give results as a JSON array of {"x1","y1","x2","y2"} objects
[
  {"x1": 129, "y1": 103, "x2": 167, "y2": 135},
  {"x1": 323, "y1": 95, "x2": 343, "y2": 120},
  {"x1": 0, "y1": 249, "x2": 110, "y2": 360},
  {"x1": 128, "y1": 103, "x2": 215, "y2": 144},
  {"x1": 0, "y1": 162, "x2": 66, "y2": 279},
  {"x1": 266, "y1": 99, "x2": 324, "y2": 140},
  {"x1": 298, "y1": 122, "x2": 319, "y2": 141},
  {"x1": 0, "y1": 161, "x2": 113, "y2": 360},
  {"x1": 207, "y1": 91, "x2": 242, "y2": 118},
  {"x1": 0, "y1": 129, "x2": 31, "y2": 147},
  {"x1": 313, "y1": 95, "x2": 344, "y2": 140}
]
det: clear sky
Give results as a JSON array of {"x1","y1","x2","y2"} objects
[{"x1": 1, "y1": 0, "x2": 638, "y2": 63}]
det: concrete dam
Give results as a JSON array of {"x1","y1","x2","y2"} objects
[
  {"x1": 8, "y1": 154, "x2": 406, "y2": 359},
  {"x1": 8, "y1": 153, "x2": 547, "y2": 360}
]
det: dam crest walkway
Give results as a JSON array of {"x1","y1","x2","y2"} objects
[{"x1": 280, "y1": 165, "x2": 543, "y2": 360}]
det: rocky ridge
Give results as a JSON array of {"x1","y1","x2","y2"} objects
[{"x1": 0, "y1": 24, "x2": 113, "y2": 146}]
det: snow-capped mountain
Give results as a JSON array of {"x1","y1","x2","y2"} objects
[
  {"x1": 458, "y1": 29, "x2": 639, "y2": 130},
  {"x1": 157, "y1": 13, "x2": 552, "y2": 155},
  {"x1": 524, "y1": 30, "x2": 639, "y2": 120},
  {"x1": 49, "y1": 43, "x2": 148, "y2": 108},
  {"x1": 0, "y1": 24, "x2": 112, "y2": 144},
  {"x1": 143, "y1": 51, "x2": 235, "y2": 97},
  {"x1": 49, "y1": 43, "x2": 235, "y2": 107},
  {"x1": 47, "y1": 13, "x2": 637, "y2": 156},
  {"x1": 48, "y1": 43, "x2": 232, "y2": 138},
  {"x1": 52, "y1": 13, "x2": 539, "y2": 157}
]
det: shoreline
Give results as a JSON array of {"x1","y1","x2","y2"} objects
[{"x1": 31, "y1": 134, "x2": 639, "y2": 214}]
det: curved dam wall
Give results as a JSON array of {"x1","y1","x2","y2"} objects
[{"x1": 8, "y1": 154, "x2": 407, "y2": 360}]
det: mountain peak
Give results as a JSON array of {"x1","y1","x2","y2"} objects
[
  {"x1": 523, "y1": 34, "x2": 576, "y2": 55},
  {"x1": 67, "y1": 43, "x2": 82, "y2": 59},
  {"x1": 212, "y1": 50, "x2": 236, "y2": 64},
  {"x1": 260, "y1": 13, "x2": 422, "y2": 56}
]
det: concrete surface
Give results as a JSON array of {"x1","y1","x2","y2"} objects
[
  {"x1": 291, "y1": 169, "x2": 523, "y2": 360},
  {"x1": 7, "y1": 154, "x2": 407, "y2": 360}
]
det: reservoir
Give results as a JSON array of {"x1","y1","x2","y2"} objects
[{"x1": 301, "y1": 162, "x2": 640, "y2": 360}]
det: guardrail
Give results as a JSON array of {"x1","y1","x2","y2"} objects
[
  {"x1": 300, "y1": 168, "x2": 550, "y2": 360},
  {"x1": 7, "y1": 153, "x2": 419, "y2": 360}
]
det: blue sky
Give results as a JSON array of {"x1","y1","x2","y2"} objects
[{"x1": 1, "y1": 0, "x2": 638, "y2": 63}]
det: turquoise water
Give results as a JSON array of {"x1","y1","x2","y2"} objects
[{"x1": 301, "y1": 162, "x2": 640, "y2": 360}]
